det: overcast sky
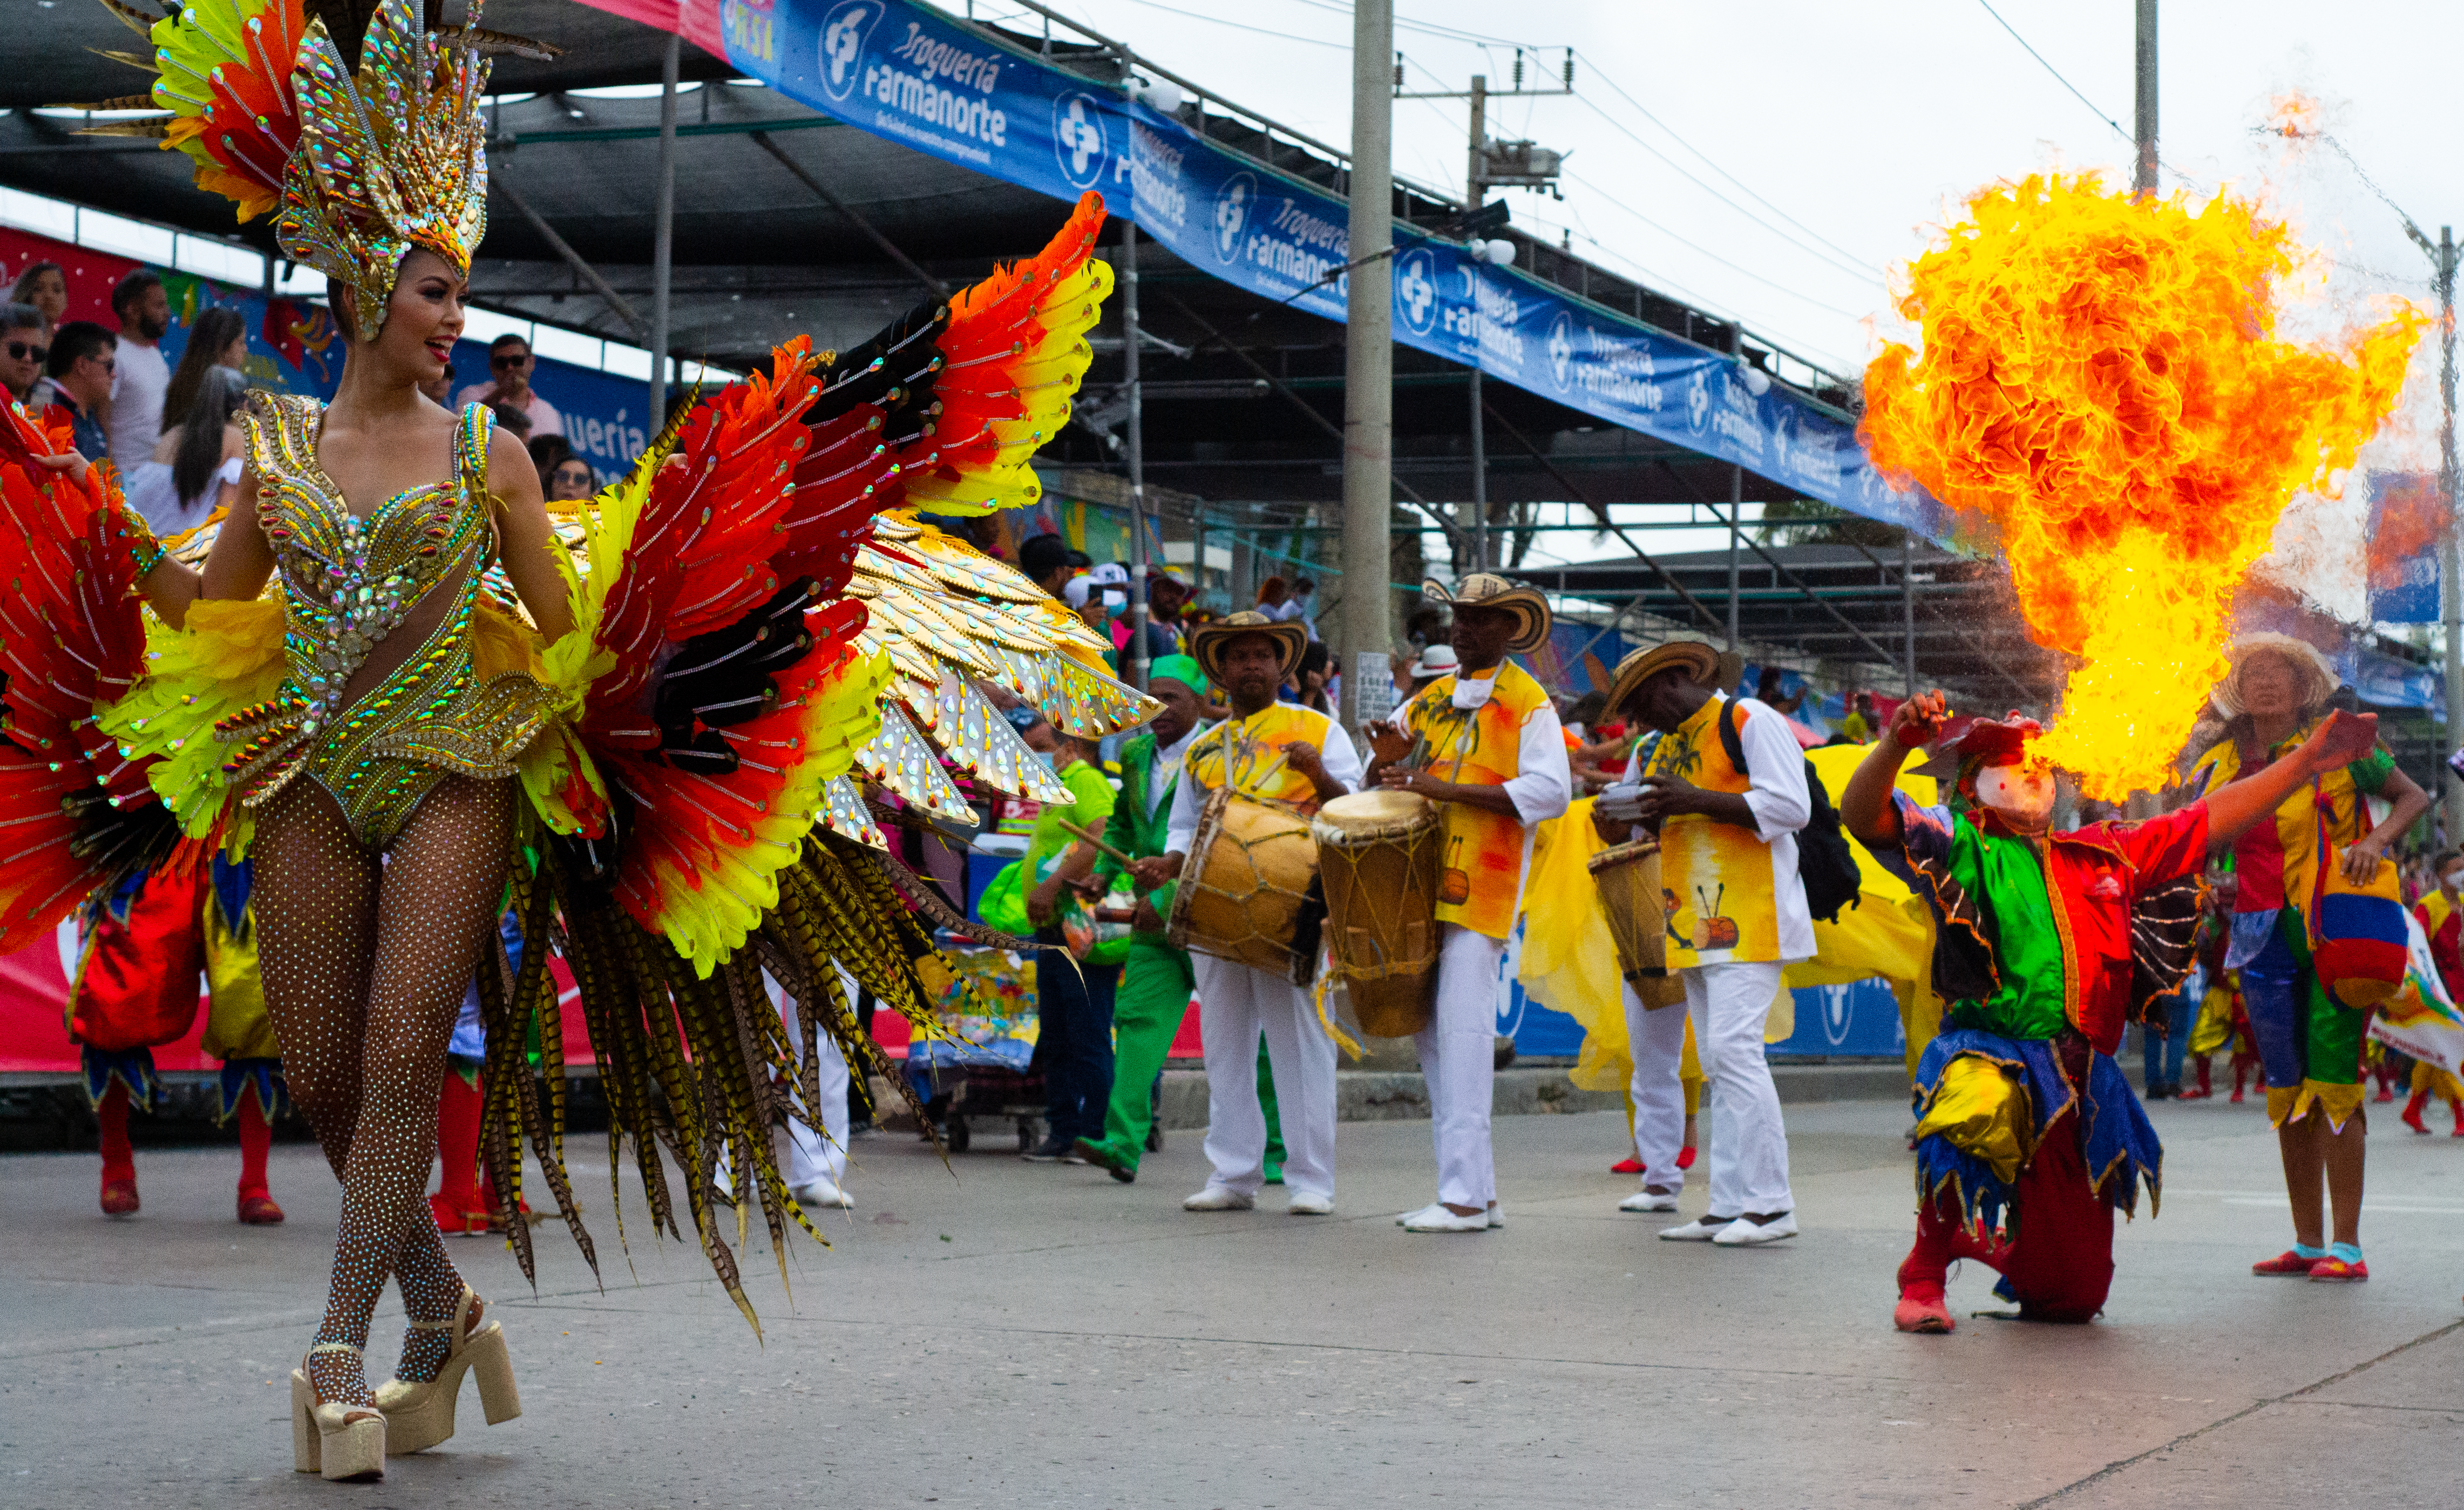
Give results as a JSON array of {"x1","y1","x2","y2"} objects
[{"x1": 1010, "y1": 1, "x2": 2452, "y2": 596}]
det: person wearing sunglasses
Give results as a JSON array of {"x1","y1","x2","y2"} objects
[
  {"x1": 1, "y1": 302, "x2": 45, "y2": 405},
  {"x1": 37, "y1": 320, "x2": 117, "y2": 462},
  {"x1": 452, "y1": 331, "x2": 563, "y2": 437}
]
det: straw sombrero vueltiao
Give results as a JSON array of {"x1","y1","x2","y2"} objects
[
  {"x1": 2209, "y1": 632, "x2": 2339, "y2": 719},
  {"x1": 1189, "y1": 610, "x2": 1308, "y2": 686},
  {"x1": 1605, "y1": 639, "x2": 1723, "y2": 717},
  {"x1": 1423, "y1": 573, "x2": 1552, "y2": 655}
]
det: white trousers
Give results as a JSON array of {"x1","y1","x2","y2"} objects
[
  {"x1": 1623, "y1": 979, "x2": 1689, "y2": 1192},
  {"x1": 770, "y1": 974, "x2": 852, "y2": 1188},
  {"x1": 1194, "y1": 954, "x2": 1338, "y2": 1199},
  {"x1": 1413, "y1": 924, "x2": 1505, "y2": 1210},
  {"x1": 1684, "y1": 960, "x2": 1793, "y2": 1218}
]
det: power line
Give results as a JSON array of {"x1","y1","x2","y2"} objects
[
  {"x1": 1567, "y1": 94, "x2": 1883, "y2": 288},
  {"x1": 1281, "y1": 0, "x2": 1532, "y2": 51},
  {"x1": 1084, "y1": 0, "x2": 1345, "y2": 50},
  {"x1": 1560, "y1": 170, "x2": 1876, "y2": 327},
  {"x1": 1973, "y1": 0, "x2": 2132, "y2": 145},
  {"x1": 1969, "y1": 0, "x2": 2207, "y2": 191},
  {"x1": 1569, "y1": 50, "x2": 1885, "y2": 279}
]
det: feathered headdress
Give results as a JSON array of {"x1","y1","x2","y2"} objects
[{"x1": 86, "y1": 0, "x2": 552, "y2": 338}]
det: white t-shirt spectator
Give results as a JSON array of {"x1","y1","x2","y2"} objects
[
  {"x1": 452, "y1": 384, "x2": 563, "y2": 437},
  {"x1": 107, "y1": 338, "x2": 169, "y2": 466}
]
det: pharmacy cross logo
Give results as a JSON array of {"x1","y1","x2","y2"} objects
[
  {"x1": 1686, "y1": 365, "x2": 1713, "y2": 434},
  {"x1": 1822, "y1": 984, "x2": 1854, "y2": 1046},
  {"x1": 1396, "y1": 249, "x2": 1438, "y2": 335},
  {"x1": 1053, "y1": 92, "x2": 1108, "y2": 189},
  {"x1": 1211, "y1": 172, "x2": 1257, "y2": 263},
  {"x1": 1547, "y1": 310, "x2": 1578, "y2": 391},
  {"x1": 818, "y1": 1, "x2": 880, "y2": 101}
]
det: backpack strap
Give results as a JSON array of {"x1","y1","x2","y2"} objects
[{"x1": 1716, "y1": 696, "x2": 1748, "y2": 781}]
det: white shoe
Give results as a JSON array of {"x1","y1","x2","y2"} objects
[
  {"x1": 1395, "y1": 1203, "x2": 1435, "y2": 1226},
  {"x1": 1711, "y1": 1212, "x2": 1799, "y2": 1245},
  {"x1": 1286, "y1": 1191, "x2": 1334, "y2": 1216},
  {"x1": 1402, "y1": 1204, "x2": 1492, "y2": 1233},
  {"x1": 1183, "y1": 1185, "x2": 1255, "y2": 1211},
  {"x1": 791, "y1": 1179, "x2": 853, "y2": 1210},
  {"x1": 1658, "y1": 1216, "x2": 1736, "y2": 1241},
  {"x1": 1619, "y1": 1190, "x2": 1680, "y2": 1213},
  {"x1": 1487, "y1": 1202, "x2": 1505, "y2": 1229}
]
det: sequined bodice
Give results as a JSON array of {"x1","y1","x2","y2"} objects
[
  {"x1": 216, "y1": 394, "x2": 557, "y2": 843},
  {"x1": 252, "y1": 395, "x2": 495, "y2": 718}
]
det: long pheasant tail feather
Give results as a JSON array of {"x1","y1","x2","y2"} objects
[
  {"x1": 97, "y1": 0, "x2": 172, "y2": 39},
  {"x1": 474, "y1": 932, "x2": 538, "y2": 1286},
  {"x1": 693, "y1": 1054, "x2": 763, "y2": 1340},
  {"x1": 513, "y1": 875, "x2": 599, "y2": 1283}
]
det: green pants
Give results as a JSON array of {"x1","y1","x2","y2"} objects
[{"x1": 1087, "y1": 936, "x2": 1284, "y2": 1175}]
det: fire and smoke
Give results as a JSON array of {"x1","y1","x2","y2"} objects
[{"x1": 1861, "y1": 173, "x2": 2422, "y2": 798}]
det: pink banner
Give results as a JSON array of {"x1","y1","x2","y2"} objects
[{"x1": 0, "y1": 928, "x2": 596, "y2": 1077}]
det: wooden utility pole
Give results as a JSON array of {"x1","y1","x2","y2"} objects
[{"x1": 1339, "y1": 0, "x2": 1396, "y2": 732}]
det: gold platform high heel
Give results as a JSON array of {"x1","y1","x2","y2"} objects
[
  {"x1": 374, "y1": 1286, "x2": 521, "y2": 1453},
  {"x1": 291, "y1": 1343, "x2": 386, "y2": 1481}
]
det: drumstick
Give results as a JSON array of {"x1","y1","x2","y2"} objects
[{"x1": 1057, "y1": 819, "x2": 1138, "y2": 870}]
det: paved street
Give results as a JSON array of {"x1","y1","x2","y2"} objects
[{"x1": 4, "y1": 1092, "x2": 2461, "y2": 1508}]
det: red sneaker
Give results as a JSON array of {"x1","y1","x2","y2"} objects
[
  {"x1": 1893, "y1": 1279, "x2": 1956, "y2": 1333},
  {"x1": 2310, "y1": 1256, "x2": 2368, "y2": 1283},
  {"x1": 2402, "y1": 1096, "x2": 2431, "y2": 1136},
  {"x1": 2451, "y1": 1106, "x2": 2464, "y2": 1138},
  {"x1": 100, "y1": 1178, "x2": 139, "y2": 1217},
  {"x1": 1676, "y1": 1146, "x2": 1698, "y2": 1170},
  {"x1": 1609, "y1": 1155, "x2": 1644, "y2": 1175},
  {"x1": 2252, "y1": 1249, "x2": 2322, "y2": 1276},
  {"x1": 237, "y1": 1191, "x2": 286, "y2": 1225}
]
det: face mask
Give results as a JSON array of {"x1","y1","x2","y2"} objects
[
  {"x1": 1973, "y1": 761, "x2": 2055, "y2": 832},
  {"x1": 1451, "y1": 674, "x2": 1497, "y2": 711},
  {"x1": 1032, "y1": 751, "x2": 1057, "y2": 771},
  {"x1": 2445, "y1": 869, "x2": 2464, "y2": 892}
]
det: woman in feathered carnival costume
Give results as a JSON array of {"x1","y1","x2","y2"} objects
[
  {"x1": 1838, "y1": 692, "x2": 2379, "y2": 1335},
  {"x1": 3, "y1": 0, "x2": 1144, "y2": 1480}
]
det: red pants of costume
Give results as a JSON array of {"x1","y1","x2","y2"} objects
[{"x1": 1900, "y1": 1112, "x2": 2116, "y2": 1323}]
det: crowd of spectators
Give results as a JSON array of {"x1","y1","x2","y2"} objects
[{"x1": 3, "y1": 258, "x2": 600, "y2": 511}]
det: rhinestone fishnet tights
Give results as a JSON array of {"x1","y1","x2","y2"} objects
[{"x1": 254, "y1": 773, "x2": 517, "y2": 1406}]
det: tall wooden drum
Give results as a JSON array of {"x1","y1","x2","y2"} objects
[
  {"x1": 1589, "y1": 837, "x2": 1685, "y2": 1008},
  {"x1": 1311, "y1": 789, "x2": 1442, "y2": 1038},
  {"x1": 1166, "y1": 788, "x2": 1323, "y2": 986}
]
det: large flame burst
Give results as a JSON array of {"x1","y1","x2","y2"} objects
[{"x1": 1862, "y1": 173, "x2": 2422, "y2": 798}]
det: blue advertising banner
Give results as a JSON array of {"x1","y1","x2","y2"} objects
[
  {"x1": 2367, "y1": 470, "x2": 2441, "y2": 626},
  {"x1": 680, "y1": 0, "x2": 1945, "y2": 538},
  {"x1": 439, "y1": 341, "x2": 659, "y2": 483}
]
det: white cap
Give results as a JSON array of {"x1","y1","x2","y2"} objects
[{"x1": 1414, "y1": 644, "x2": 1460, "y2": 678}]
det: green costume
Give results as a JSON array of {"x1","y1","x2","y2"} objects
[{"x1": 1076, "y1": 694, "x2": 1285, "y2": 1181}]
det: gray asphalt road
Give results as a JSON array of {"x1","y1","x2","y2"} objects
[{"x1": 4, "y1": 1093, "x2": 2460, "y2": 1507}]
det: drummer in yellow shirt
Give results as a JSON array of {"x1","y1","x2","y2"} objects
[
  {"x1": 1366, "y1": 576, "x2": 1573, "y2": 1234},
  {"x1": 1142, "y1": 612, "x2": 1363, "y2": 1215}
]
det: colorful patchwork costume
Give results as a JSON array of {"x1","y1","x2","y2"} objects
[
  {"x1": 1877, "y1": 722, "x2": 2200, "y2": 1325},
  {"x1": 2189, "y1": 724, "x2": 2394, "y2": 1132},
  {"x1": 68, "y1": 855, "x2": 285, "y2": 1222}
]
